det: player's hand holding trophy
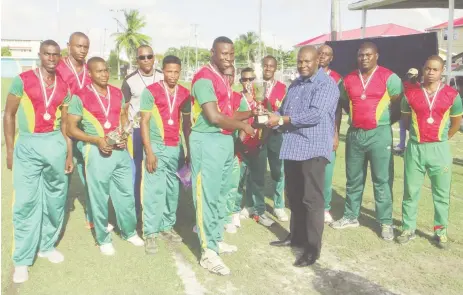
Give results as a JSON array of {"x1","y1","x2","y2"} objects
[
  {"x1": 106, "y1": 120, "x2": 134, "y2": 147},
  {"x1": 252, "y1": 81, "x2": 269, "y2": 125}
]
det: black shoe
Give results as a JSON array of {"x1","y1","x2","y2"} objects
[
  {"x1": 293, "y1": 252, "x2": 318, "y2": 267},
  {"x1": 269, "y1": 234, "x2": 292, "y2": 247}
]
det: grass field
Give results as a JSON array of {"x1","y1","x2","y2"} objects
[{"x1": 1, "y1": 78, "x2": 463, "y2": 295}]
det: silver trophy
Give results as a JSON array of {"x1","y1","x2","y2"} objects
[
  {"x1": 106, "y1": 121, "x2": 134, "y2": 145},
  {"x1": 254, "y1": 81, "x2": 268, "y2": 124}
]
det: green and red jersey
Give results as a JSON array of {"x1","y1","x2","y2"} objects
[
  {"x1": 9, "y1": 69, "x2": 70, "y2": 134},
  {"x1": 56, "y1": 58, "x2": 91, "y2": 96},
  {"x1": 191, "y1": 64, "x2": 234, "y2": 135},
  {"x1": 140, "y1": 81, "x2": 191, "y2": 146},
  {"x1": 340, "y1": 66, "x2": 403, "y2": 130},
  {"x1": 402, "y1": 84, "x2": 463, "y2": 143},
  {"x1": 68, "y1": 84, "x2": 125, "y2": 137},
  {"x1": 328, "y1": 69, "x2": 343, "y2": 85},
  {"x1": 265, "y1": 80, "x2": 287, "y2": 112}
]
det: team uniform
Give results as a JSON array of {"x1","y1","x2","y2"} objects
[
  {"x1": 401, "y1": 84, "x2": 463, "y2": 240},
  {"x1": 225, "y1": 92, "x2": 259, "y2": 227},
  {"x1": 139, "y1": 82, "x2": 191, "y2": 237},
  {"x1": 324, "y1": 69, "x2": 343, "y2": 212},
  {"x1": 9, "y1": 69, "x2": 70, "y2": 266},
  {"x1": 68, "y1": 85, "x2": 138, "y2": 246},
  {"x1": 190, "y1": 64, "x2": 235, "y2": 255},
  {"x1": 336, "y1": 66, "x2": 403, "y2": 228},
  {"x1": 56, "y1": 58, "x2": 93, "y2": 225},
  {"x1": 122, "y1": 69, "x2": 162, "y2": 217},
  {"x1": 258, "y1": 80, "x2": 287, "y2": 215}
]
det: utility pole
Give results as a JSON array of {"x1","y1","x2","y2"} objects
[
  {"x1": 102, "y1": 28, "x2": 107, "y2": 59},
  {"x1": 192, "y1": 24, "x2": 199, "y2": 71},
  {"x1": 110, "y1": 9, "x2": 123, "y2": 80},
  {"x1": 258, "y1": 0, "x2": 263, "y2": 64},
  {"x1": 330, "y1": 0, "x2": 339, "y2": 41}
]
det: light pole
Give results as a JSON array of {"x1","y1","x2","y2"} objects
[
  {"x1": 191, "y1": 24, "x2": 199, "y2": 72},
  {"x1": 110, "y1": 9, "x2": 123, "y2": 80}
]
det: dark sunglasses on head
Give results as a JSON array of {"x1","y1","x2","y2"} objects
[
  {"x1": 138, "y1": 54, "x2": 154, "y2": 60},
  {"x1": 240, "y1": 77, "x2": 255, "y2": 82}
]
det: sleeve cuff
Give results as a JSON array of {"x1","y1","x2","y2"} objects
[{"x1": 450, "y1": 113, "x2": 463, "y2": 117}]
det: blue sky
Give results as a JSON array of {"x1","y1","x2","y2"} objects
[{"x1": 2, "y1": 0, "x2": 462, "y2": 58}]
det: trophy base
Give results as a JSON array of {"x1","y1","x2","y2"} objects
[{"x1": 257, "y1": 115, "x2": 268, "y2": 124}]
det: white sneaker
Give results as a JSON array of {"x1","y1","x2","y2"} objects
[
  {"x1": 257, "y1": 214, "x2": 275, "y2": 227},
  {"x1": 232, "y1": 213, "x2": 241, "y2": 228},
  {"x1": 37, "y1": 249, "x2": 64, "y2": 263},
  {"x1": 224, "y1": 223, "x2": 237, "y2": 234},
  {"x1": 107, "y1": 224, "x2": 114, "y2": 232},
  {"x1": 324, "y1": 211, "x2": 334, "y2": 224},
  {"x1": 218, "y1": 242, "x2": 238, "y2": 254},
  {"x1": 200, "y1": 249, "x2": 230, "y2": 276},
  {"x1": 240, "y1": 207, "x2": 255, "y2": 219},
  {"x1": 100, "y1": 243, "x2": 116, "y2": 256},
  {"x1": 127, "y1": 235, "x2": 144, "y2": 246},
  {"x1": 274, "y1": 208, "x2": 289, "y2": 222},
  {"x1": 13, "y1": 266, "x2": 28, "y2": 283}
]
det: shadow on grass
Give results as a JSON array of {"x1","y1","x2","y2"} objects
[
  {"x1": 330, "y1": 190, "x2": 436, "y2": 246},
  {"x1": 453, "y1": 158, "x2": 463, "y2": 166},
  {"x1": 311, "y1": 264, "x2": 399, "y2": 295}
]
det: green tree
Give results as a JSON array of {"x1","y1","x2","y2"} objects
[
  {"x1": 112, "y1": 9, "x2": 151, "y2": 69},
  {"x1": 60, "y1": 48, "x2": 68, "y2": 57},
  {"x1": 1, "y1": 47, "x2": 12, "y2": 56},
  {"x1": 234, "y1": 32, "x2": 259, "y2": 66},
  {"x1": 107, "y1": 50, "x2": 128, "y2": 78}
]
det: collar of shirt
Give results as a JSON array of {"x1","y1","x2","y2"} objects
[{"x1": 293, "y1": 68, "x2": 323, "y2": 85}]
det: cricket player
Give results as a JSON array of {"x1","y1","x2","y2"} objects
[
  {"x1": 4, "y1": 40, "x2": 73, "y2": 283},
  {"x1": 331, "y1": 42, "x2": 403, "y2": 241},
  {"x1": 56, "y1": 32, "x2": 94, "y2": 228},
  {"x1": 398, "y1": 55, "x2": 462, "y2": 249},
  {"x1": 67, "y1": 57, "x2": 144, "y2": 255},
  {"x1": 122, "y1": 45, "x2": 162, "y2": 219},
  {"x1": 190, "y1": 36, "x2": 254, "y2": 275},
  {"x1": 318, "y1": 45, "x2": 343, "y2": 223},
  {"x1": 139, "y1": 55, "x2": 191, "y2": 254}
]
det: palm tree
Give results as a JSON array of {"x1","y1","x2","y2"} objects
[
  {"x1": 234, "y1": 32, "x2": 259, "y2": 66},
  {"x1": 112, "y1": 9, "x2": 151, "y2": 69}
]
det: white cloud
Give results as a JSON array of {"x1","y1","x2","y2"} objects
[{"x1": 97, "y1": 0, "x2": 156, "y2": 8}]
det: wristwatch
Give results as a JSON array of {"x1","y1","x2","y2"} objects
[{"x1": 278, "y1": 116, "x2": 284, "y2": 126}]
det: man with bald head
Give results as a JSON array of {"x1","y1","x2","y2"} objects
[
  {"x1": 122, "y1": 45, "x2": 162, "y2": 219},
  {"x1": 266, "y1": 45, "x2": 339, "y2": 267},
  {"x1": 318, "y1": 44, "x2": 343, "y2": 223},
  {"x1": 331, "y1": 42, "x2": 403, "y2": 242}
]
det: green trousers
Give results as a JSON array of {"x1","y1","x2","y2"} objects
[
  {"x1": 83, "y1": 144, "x2": 137, "y2": 245},
  {"x1": 12, "y1": 131, "x2": 69, "y2": 266},
  {"x1": 190, "y1": 131, "x2": 234, "y2": 254},
  {"x1": 72, "y1": 140, "x2": 93, "y2": 225},
  {"x1": 224, "y1": 156, "x2": 253, "y2": 224},
  {"x1": 323, "y1": 151, "x2": 337, "y2": 211},
  {"x1": 141, "y1": 142, "x2": 183, "y2": 237},
  {"x1": 253, "y1": 133, "x2": 285, "y2": 213},
  {"x1": 402, "y1": 140, "x2": 452, "y2": 236},
  {"x1": 344, "y1": 125, "x2": 394, "y2": 225}
]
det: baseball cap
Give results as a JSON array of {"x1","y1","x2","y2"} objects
[{"x1": 407, "y1": 68, "x2": 419, "y2": 76}]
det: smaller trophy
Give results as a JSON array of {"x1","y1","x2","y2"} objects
[
  {"x1": 106, "y1": 121, "x2": 134, "y2": 146},
  {"x1": 133, "y1": 111, "x2": 141, "y2": 128},
  {"x1": 253, "y1": 81, "x2": 268, "y2": 124}
]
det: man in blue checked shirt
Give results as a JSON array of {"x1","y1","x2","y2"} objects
[{"x1": 266, "y1": 45, "x2": 339, "y2": 267}]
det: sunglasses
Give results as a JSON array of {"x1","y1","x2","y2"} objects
[
  {"x1": 138, "y1": 54, "x2": 154, "y2": 60},
  {"x1": 240, "y1": 77, "x2": 255, "y2": 82}
]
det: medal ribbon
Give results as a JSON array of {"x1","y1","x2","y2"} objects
[
  {"x1": 161, "y1": 81, "x2": 178, "y2": 122},
  {"x1": 90, "y1": 84, "x2": 111, "y2": 124},
  {"x1": 358, "y1": 66, "x2": 378, "y2": 96},
  {"x1": 421, "y1": 82, "x2": 442, "y2": 119},
  {"x1": 37, "y1": 68, "x2": 57, "y2": 114}
]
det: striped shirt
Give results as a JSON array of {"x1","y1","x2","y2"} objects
[{"x1": 278, "y1": 68, "x2": 340, "y2": 161}]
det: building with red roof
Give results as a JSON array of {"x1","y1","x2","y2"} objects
[
  {"x1": 295, "y1": 23, "x2": 422, "y2": 47},
  {"x1": 426, "y1": 17, "x2": 463, "y2": 60}
]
